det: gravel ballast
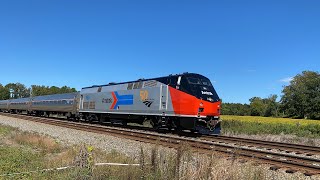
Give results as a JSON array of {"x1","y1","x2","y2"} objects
[{"x1": 0, "y1": 115, "x2": 156, "y2": 156}]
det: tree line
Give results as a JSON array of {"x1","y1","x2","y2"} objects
[
  {"x1": 0, "y1": 83, "x2": 77, "y2": 100},
  {"x1": 222, "y1": 71, "x2": 320, "y2": 120}
]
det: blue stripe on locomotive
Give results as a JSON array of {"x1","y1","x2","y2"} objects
[{"x1": 113, "y1": 91, "x2": 133, "y2": 109}]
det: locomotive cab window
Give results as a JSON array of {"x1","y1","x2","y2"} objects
[
  {"x1": 187, "y1": 77, "x2": 201, "y2": 85},
  {"x1": 201, "y1": 79, "x2": 212, "y2": 86}
]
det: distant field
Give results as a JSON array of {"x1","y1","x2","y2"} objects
[{"x1": 221, "y1": 115, "x2": 320, "y2": 138}]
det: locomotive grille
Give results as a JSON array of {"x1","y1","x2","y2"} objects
[
  {"x1": 143, "y1": 80, "x2": 157, "y2": 88},
  {"x1": 133, "y1": 81, "x2": 143, "y2": 89}
]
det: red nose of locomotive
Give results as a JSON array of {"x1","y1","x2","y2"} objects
[
  {"x1": 197, "y1": 100, "x2": 221, "y2": 118},
  {"x1": 168, "y1": 73, "x2": 221, "y2": 135}
]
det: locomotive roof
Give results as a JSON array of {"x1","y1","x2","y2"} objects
[{"x1": 82, "y1": 72, "x2": 206, "y2": 89}]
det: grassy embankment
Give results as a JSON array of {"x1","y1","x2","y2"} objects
[
  {"x1": 221, "y1": 115, "x2": 320, "y2": 138},
  {"x1": 0, "y1": 124, "x2": 298, "y2": 179}
]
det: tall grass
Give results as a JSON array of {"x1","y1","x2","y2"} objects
[
  {"x1": 0, "y1": 146, "x2": 43, "y2": 175},
  {"x1": 12, "y1": 132, "x2": 62, "y2": 153},
  {"x1": 222, "y1": 115, "x2": 320, "y2": 138},
  {"x1": 0, "y1": 125, "x2": 15, "y2": 136}
]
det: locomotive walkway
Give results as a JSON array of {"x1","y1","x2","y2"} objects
[{"x1": 1, "y1": 112, "x2": 320, "y2": 176}]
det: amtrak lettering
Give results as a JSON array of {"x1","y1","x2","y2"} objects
[
  {"x1": 102, "y1": 98, "x2": 113, "y2": 103},
  {"x1": 201, "y1": 91, "x2": 213, "y2": 95}
]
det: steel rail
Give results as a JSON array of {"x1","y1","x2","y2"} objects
[{"x1": 200, "y1": 135, "x2": 320, "y2": 156}]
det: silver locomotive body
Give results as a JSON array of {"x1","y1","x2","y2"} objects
[{"x1": 80, "y1": 80, "x2": 174, "y2": 116}]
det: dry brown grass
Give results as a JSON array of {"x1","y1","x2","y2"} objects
[
  {"x1": 180, "y1": 153, "x2": 268, "y2": 180},
  {"x1": 12, "y1": 132, "x2": 62, "y2": 153},
  {"x1": 133, "y1": 144, "x2": 318, "y2": 180},
  {"x1": 46, "y1": 147, "x2": 77, "y2": 168}
]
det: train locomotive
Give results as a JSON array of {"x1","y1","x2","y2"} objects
[{"x1": 0, "y1": 73, "x2": 221, "y2": 135}]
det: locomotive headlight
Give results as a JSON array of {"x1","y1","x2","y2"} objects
[
  {"x1": 200, "y1": 102, "x2": 203, "y2": 107},
  {"x1": 198, "y1": 108, "x2": 204, "y2": 112}
]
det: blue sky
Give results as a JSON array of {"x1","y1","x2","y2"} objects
[{"x1": 0, "y1": 0, "x2": 319, "y2": 103}]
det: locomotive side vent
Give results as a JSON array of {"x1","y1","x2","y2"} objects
[{"x1": 143, "y1": 80, "x2": 157, "y2": 88}]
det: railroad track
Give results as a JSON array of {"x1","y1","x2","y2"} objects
[
  {"x1": 201, "y1": 135, "x2": 320, "y2": 156},
  {"x1": 1, "y1": 113, "x2": 320, "y2": 176}
]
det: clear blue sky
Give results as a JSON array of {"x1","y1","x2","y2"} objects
[{"x1": 1, "y1": 0, "x2": 319, "y2": 103}]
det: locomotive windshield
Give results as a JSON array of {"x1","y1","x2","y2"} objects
[
  {"x1": 154, "y1": 73, "x2": 220, "y2": 103},
  {"x1": 187, "y1": 77, "x2": 213, "y2": 87},
  {"x1": 182, "y1": 75, "x2": 220, "y2": 102}
]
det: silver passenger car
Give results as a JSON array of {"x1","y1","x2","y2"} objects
[
  {"x1": 31, "y1": 93, "x2": 79, "y2": 114},
  {"x1": 0, "y1": 100, "x2": 9, "y2": 112},
  {"x1": 8, "y1": 98, "x2": 30, "y2": 113}
]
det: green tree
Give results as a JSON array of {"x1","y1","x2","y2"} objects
[
  {"x1": 31, "y1": 85, "x2": 50, "y2": 96},
  {"x1": 0, "y1": 84, "x2": 10, "y2": 100},
  {"x1": 60, "y1": 86, "x2": 77, "y2": 94},
  {"x1": 5, "y1": 83, "x2": 30, "y2": 98},
  {"x1": 263, "y1": 95, "x2": 279, "y2": 117},
  {"x1": 221, "y1": 103, "x2": 250, "y2": 116},
  {"x1": 249, "y1": 97, "x2": 266, "y2": 116},
  {"x1": 31, "y1": 85, "x2": 77, "y2": 96},
  {"x1": 280, "y1": 71, "x2": 320, "y2": 119}
]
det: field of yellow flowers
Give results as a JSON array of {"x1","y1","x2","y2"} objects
[{"x1": 221, "y1": 115, "x2": 320, "y2": 137}]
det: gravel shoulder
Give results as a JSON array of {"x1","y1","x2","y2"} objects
[{"x1": 0, "y1": 115, "x2": 159, "y2": 157}]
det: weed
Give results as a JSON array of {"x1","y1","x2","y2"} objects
[{"x1": 0, "y1": 125, "x2": 15, "y2": 137}]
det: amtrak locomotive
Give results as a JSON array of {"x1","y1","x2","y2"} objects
[{"x1": 0, "y1": 73, "x2": 221, "y2": 135}]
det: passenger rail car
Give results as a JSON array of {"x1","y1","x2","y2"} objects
[
  {"x1": 0, "y1": 100, "x2": 9, "y2": 112},
  {"x1": 30, "y1": 93, "x2": 79, "y2": 118},
  {"x1": 0, "y1": 93, "x2": 78, "y2": 118},
  {"x1": 8, "y1": 98, "x2": 29, "y2": 114}
]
